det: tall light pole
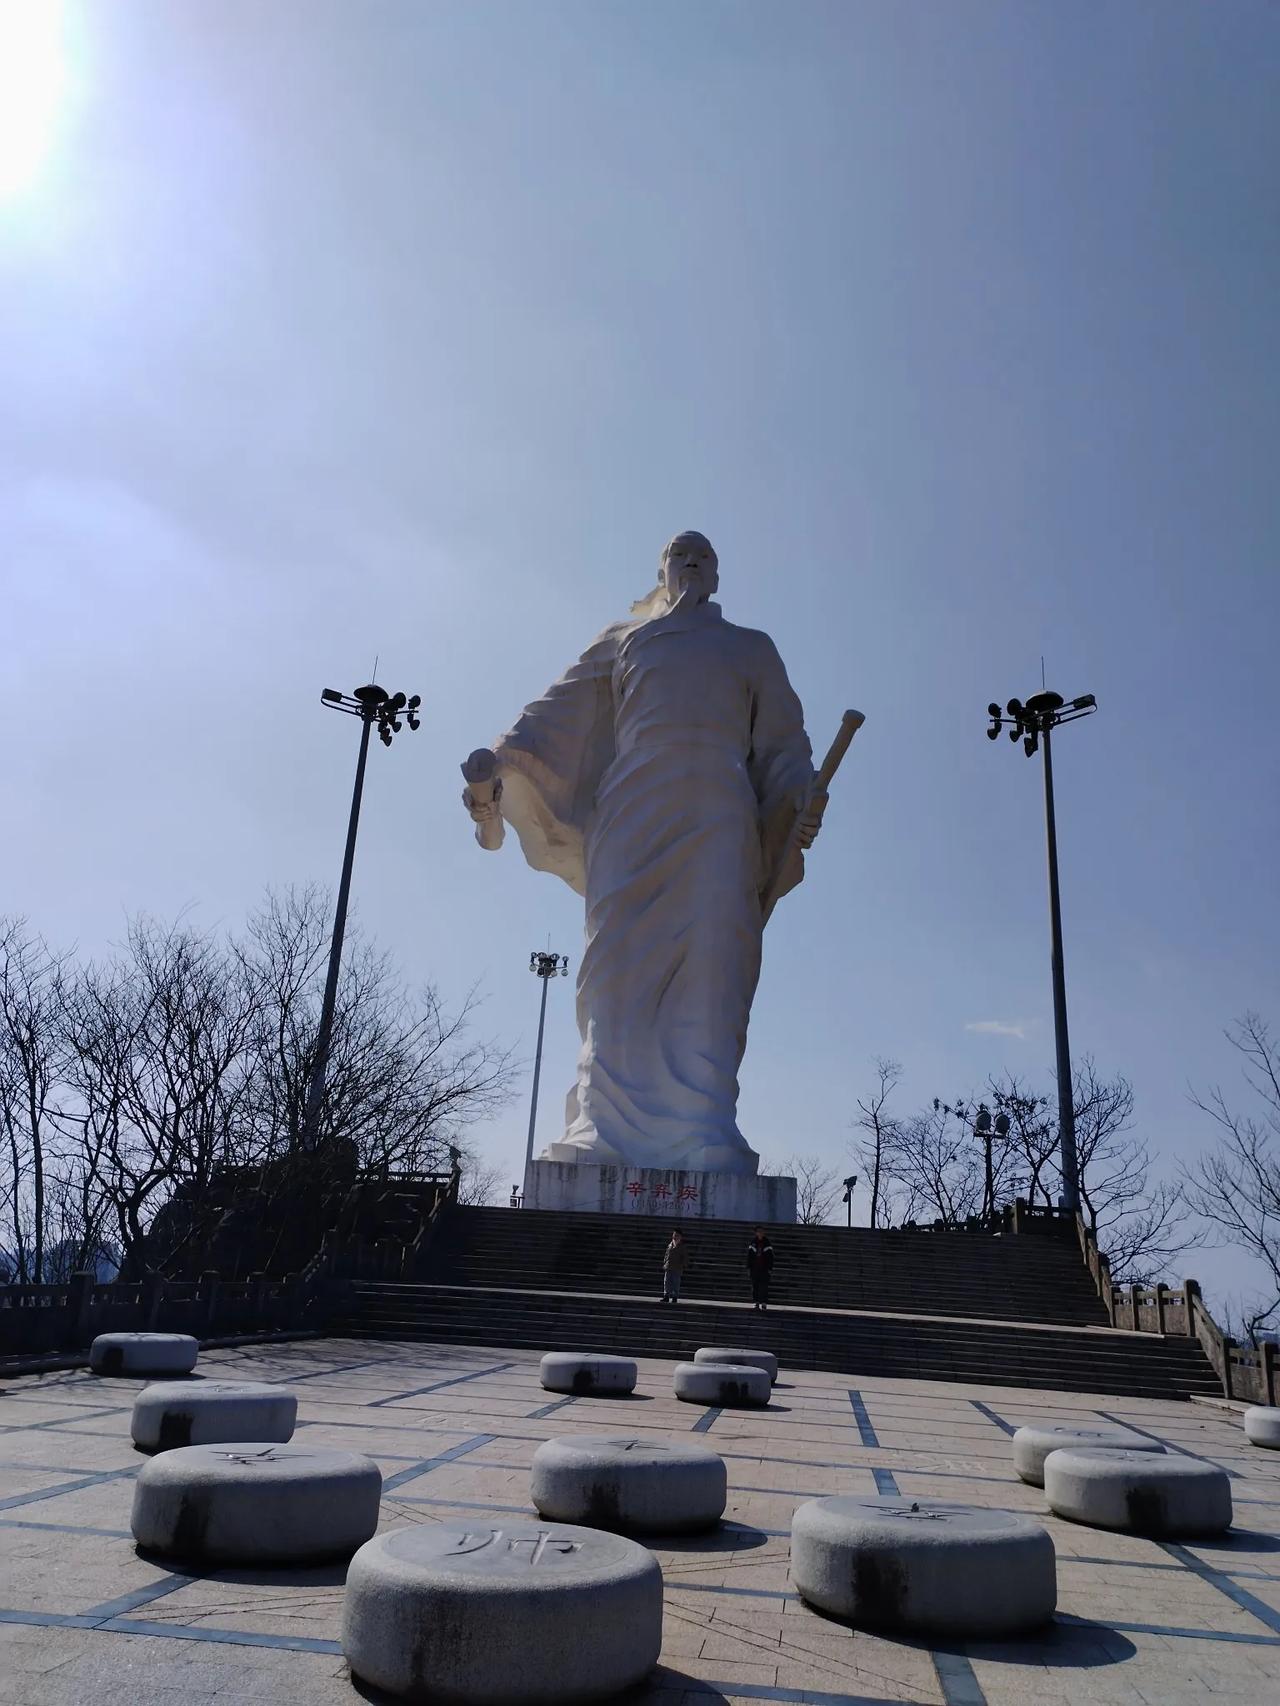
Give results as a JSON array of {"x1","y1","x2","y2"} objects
[
  {"x1": 525, "y1": 950, "x2": 569, "y2": 1174},
  {"x1": 300, "y1": 683, "x2": 420, "y2": 1155},
  {"x1": 986, "y1": 689, "x2": 1097, "y2": 1212}
]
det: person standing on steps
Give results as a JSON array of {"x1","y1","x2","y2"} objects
[
  {"x1": 662, "y1": 1228, "x2": 688, "y2": 1304},
  {"x1": 747, "y1": 1226, "x2": 774, "y2": 1311}
]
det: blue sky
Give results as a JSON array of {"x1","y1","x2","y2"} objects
[{"x1": 2, "y1": 1, "x2": 1277, "y2": 1311}]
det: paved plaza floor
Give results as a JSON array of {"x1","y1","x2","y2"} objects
[{"x1": 1, "y1": 1336, "x2": 1277, "y2": 1705}]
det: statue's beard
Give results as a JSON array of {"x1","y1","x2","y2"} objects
[{"x1": 666, "y1": 578, "x2": 708, "y2": 613}]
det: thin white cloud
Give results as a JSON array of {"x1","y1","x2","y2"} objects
[{"x1": 965, "y1": 1019, "x2": 1029, "y2": 1040}]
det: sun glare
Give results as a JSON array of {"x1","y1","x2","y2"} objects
[{"x1": 0, "y1": 0, "x2": 70, "y2": 201}]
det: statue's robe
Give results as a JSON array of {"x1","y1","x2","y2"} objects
[{"x1": 493, "y1": 599, "x2": 813, "y2": 1174}]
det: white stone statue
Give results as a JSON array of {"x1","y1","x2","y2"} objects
[{"x1": 462, "y1": 531, "x2": 829, "y2": 1177}]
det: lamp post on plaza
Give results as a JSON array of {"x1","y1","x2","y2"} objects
[
  {"x1": 985, "y1": 688, "x2": 1097, "y2": 1212},
  {"x1": 525, "y1": 950, "x2": 570, "y2": 1176},
  {"x1": 842, "y1": 1175, "x2": 858, "y2": 1229},
  {"x1": 300, "y1": 683, "x2": 421, "y2": 1155}
]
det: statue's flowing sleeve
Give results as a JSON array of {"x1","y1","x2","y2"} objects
[
  {"x1": 748, "y1": 633, "x2": 817, "y2": 911},
  {"x1": 490, "y1": 625, "x2": 627, "y2": 897}
]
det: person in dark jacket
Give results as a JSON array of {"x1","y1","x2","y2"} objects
[
  {"x1": 661, "y1": 1229, "x2": 689, "y2": 1303},
  {"x1": 746, "y1": 1226, "x2": 774, "y2": 1311}
]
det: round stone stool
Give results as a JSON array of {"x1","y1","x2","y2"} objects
[
  {"x1": 131, "y1": 1442, "x2": 382, "y2": 1564},
  {"x1": 674, "y1": 1361, "x2": 770, "y2": 1407},
  {"x1": 1244, "y1": 1407, "x2": 1280, "y2": 1450},
  {"x1": 694, "y1": 1346, "x2": 778, "y2": 1384},
  {"x1": 343, "y1": 1520, "x2": 663, "y2": 1704},
  {"x1": 90, "y1": 1333, "x2": 198, "y2": 1378},
  {"x1": 791, "y1": 1496, "x2": 1056, "y2": 1635},
  {"x1": 1012, "y1": 1422, "x2": 1162, "y2": 1487},
  {"x1": 539, "y1": 1353, "x2": 637, "y2": 1396},
  {"x1": 131, "y1": 1381, "x2": 298, "y2": 1453},
  {"x1": 1044, "y1": 1447, "x2": 1233, "y2": 1537},
  {"x1": 531, "y1": 1434, "x2": 726, "y2": 1534}
]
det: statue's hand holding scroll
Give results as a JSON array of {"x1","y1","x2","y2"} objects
[
  {"x1": 461, "y1": 748, "x2": 505, "y2": 851},
  {"x1": 794, "y1": 788, "x2": 829, "y2": 850}
]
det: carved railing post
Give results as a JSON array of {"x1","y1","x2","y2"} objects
[
  {"x1": 1097, "y1": 1252, "x2": 1114, "y2": 1323},
  {"x1": 143, "y1": 1273, "x2": 163, "y2": 1331},
  {"x1": 67, "y1": 1271, "x2": 94, "y2": 1347},
  {"x1": 1263, "y1": 1339, "x2": 1278, "y2": 1407},
  {"x1": 1154, "y1": 1283, "x2": 1168, "y2": 1336},
  {"x1": 202, "y1": 1270, "x2": 221, "y2": 1335}
]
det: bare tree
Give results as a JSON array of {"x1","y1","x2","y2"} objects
[
  {"x1": 892, "y1": 1101, "x2": 987, "y2": 1227},
  {"x1": 456, "y1": 1152, "x2": 506, "y2": 1207},
  {"x1": 1183, "y1": 1013, "x2": 1280, "y2": 1340},
  {"x1": 30, "y1": 888, "x2": 514, "y2": 1278},
  {"x1": 764, "y1": 1154, "x2": 841, "y2": 1225},
  {"x1": 851, "y1": 1057, "x2": 901, "y2": 1228},
  {"x1": 0, "y1": 920, "x2": 68, "y2": 1282},
  {"x1": 1070, "y1": 1058, "x2": 1189, "y2": 1283},
  {"x1": 236, "y1": 888, "x2": 512, "y2": 1177}
]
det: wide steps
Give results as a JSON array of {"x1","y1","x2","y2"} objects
[
  {"x1": 339, "y1": 1283, "x2": 1220, "y2": 1402},
  {"x1": 421, "y1": 1206, "x2": 1111, "y2": 1328}
]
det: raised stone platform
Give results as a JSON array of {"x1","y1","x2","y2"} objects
[
  {"x1": 522, "y1": 1159, "x2": 796, "y2": 1223},
  {"x1": 2, "y1": 1340, "x2": 1278, "y2": 1706}
]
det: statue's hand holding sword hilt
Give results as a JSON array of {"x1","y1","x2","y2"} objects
[{"x1": 461, "y1": 748, "x2": 505, "y2": 851}]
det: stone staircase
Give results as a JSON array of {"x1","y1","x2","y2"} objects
[
  {"x1": 415, "y1": 1206, "x2": 1113, "y2": 1325},
  {"x1": 331, "y1": 1205, "x2": 1222, "y2": 1401}
]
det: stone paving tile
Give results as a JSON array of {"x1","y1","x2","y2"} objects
[{"x1": 3, "y1": 1337, "x2": 1280, "y2": 1704}]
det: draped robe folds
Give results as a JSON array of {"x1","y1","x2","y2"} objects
[{"x1": 492, "y1": 600, "x2": 814, "y2": 1175}]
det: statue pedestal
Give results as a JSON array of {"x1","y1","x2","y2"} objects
[{"x1": 522, "y1": 1159, "x2": 797, "y2": 1224}]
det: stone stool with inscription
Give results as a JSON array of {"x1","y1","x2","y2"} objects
[
  {"x1": 539, "y1": 1353, "x2": 638, "y2": 1396},
  {"x1": 1012, "y1": 1422, "x2": 1162, "y2": 1487},
  {"x1": 791, "y1": 1496, "x2": 1057, "y2": 1635},
  {"x1": 1244, "y1": 1406, "x2": 1280, "y2": 1450},
  {"x1": 131, "y1": 1380, "x2": 298, "y2": 1453},
  {"x1": 531, "y1": 1434, "x2": 726, "y2": 1533},
  {"x1": 673, "y1": 1360, "x2": 770, "y2": 1407},
  {"x1": 693, "y1": 1346, "x2": 778, "y2": 1383},
  {"x1": 131, "y1": 1442, "x2": 381, "y2": 1564},
  {"x1": 90, "y1": 1332, "x2": 198, "y2": 1377},
  {"x1": 343, "y1": 1520, "x2": 663, "y2": 1704},
  {"x1": 1043, "y1": 1447, "x2": 1232, "y2": 1536}
]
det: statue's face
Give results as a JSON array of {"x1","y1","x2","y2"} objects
[{"x1": 661, "y1": 532, "x2": 718, "y2": 604}]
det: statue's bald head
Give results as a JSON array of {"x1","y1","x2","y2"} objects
[{"x1": 660, "y1": 531, "x2": 719, "y2": 604}]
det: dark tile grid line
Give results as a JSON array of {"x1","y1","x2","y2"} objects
[
  {"x1": 5, "y1": 1592, "x2": 1280, "y2": 1655},
  {"x1": 381, "y1": 1432, "x2": 498, "y2": 1491},
  {"x1": 83, "y1": 1573, "x2": 197, "y2": 1619},
  {"x1": 1094, "y1": 1410, "x2": 1243, "y2": 1479},
  {"x1": 967, "y1": 1400, "x2": 1017, "y2": 1436},
  {"x1": 847, "y1": 1390, "x2": 880, "y2": 1447},
  {"x1": 0, "y1": 1404, "x2": 131, "y2": 1433},
  {"x1": 692, "y1": 1406, "x2": 723, "y2": 1432},
  {"x1": 526, "y1": 1396, "x2": 577, "y2": 1419},
  {"x1": 931, "y1": 1648, "x2": 987, "y2": 1706},
  {"x1": 8, "y1": 1508, "x2": 1280, "y2": 1587},
  {"x1": 0, "y1": 1518, "x2": 133, "y2": 1540},
  {"x1": 0, "y1": 1412, "x2": 1021, "y2": 1491},
  {"x1": 1160, "y1": 1541, "x2": 1280, "y2": 1636},
  {"x1": 0, "y1": 1464, "x2": 138, "y2": 1512},
  {"x1": 368, "y1": 1360, "x2": 517, "y2": 1407},
  {"x1": 0, "y1": 1613, "x2": 912, "y2": 1706}
]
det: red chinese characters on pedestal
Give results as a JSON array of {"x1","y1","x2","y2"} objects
[{"x1": 677, "y1": 1185, "x2": 699, "y2": 1202}]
